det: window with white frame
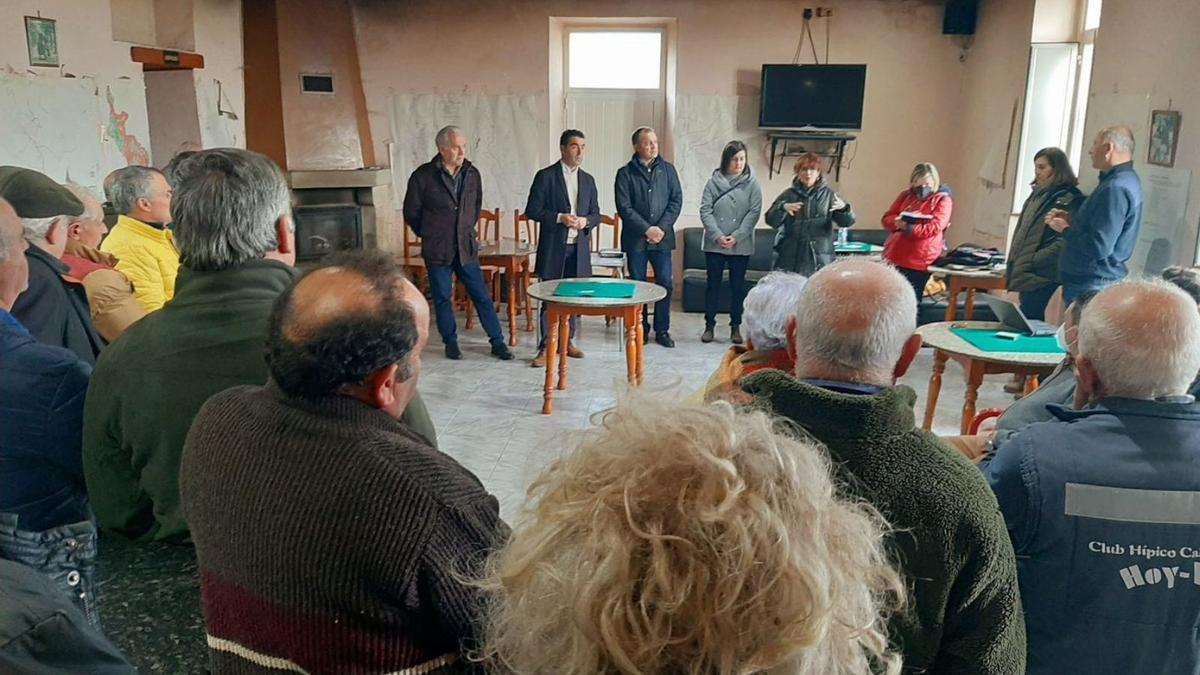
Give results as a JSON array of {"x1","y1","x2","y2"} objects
[{"x1": 567, "y1": 31, "x2": 663, "y2": 90}]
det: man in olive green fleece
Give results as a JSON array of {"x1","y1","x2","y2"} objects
[
  {"x1": 741, "y1": 258, "x2": 1024, "y2": 674},
  {"x1": 83, "y1": 149, "x2": 438, "y2": 543}
]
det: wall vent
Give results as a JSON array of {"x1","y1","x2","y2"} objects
[{"x1": 300, "y1": 73, "x2": 334, "y2": 95}]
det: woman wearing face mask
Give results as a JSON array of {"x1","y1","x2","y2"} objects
[
  {"x1": 699, "y1": 140, "x2": 763, "y2": 344},
  {"x1": 882, "y1": 163, "x2": 953, "y2": 305},
  {"x1": 1005, "y1": 148, "x2": 1084, "y2": 321},
  {"x1": 765, "y1": 153, "x2": 855, "y2": 277}
]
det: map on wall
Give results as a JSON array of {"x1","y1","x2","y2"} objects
[
  {"x1": 389, "y1": 94, "x2": 542, "y2": 216},
  {"x1": 0, "y1": 74, "x2": 150, "y2": 195}
]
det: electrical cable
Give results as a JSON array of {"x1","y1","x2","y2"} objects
[{"x1": 807, "y1": 20, "x2": 820, "y2": 64}]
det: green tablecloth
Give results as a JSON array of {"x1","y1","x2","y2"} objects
[
  {"x1": 554, "y1": 281, "x2": 636, "y2": 298},
  {"x1": 950, "y1": 328, "x2": 1065, "y2": 354}
]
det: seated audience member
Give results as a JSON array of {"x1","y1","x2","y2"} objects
[
  {"x1": 476, "y1": 394, "x2": 901, "y2": 674},
  {"x1": 0, "y1": 197, "x2": 97, "y2": 620},
  {"x1": 1161, "y1": 266, "x2": 1200, "y2": 395},
  {"x1": 0, "y1": 558, "x2": 134, "y2": 673},
  {"x1": 162, "y1": 149, "x2": 198, "y2": 189},
  {"x1": 695, "y1": 270, "x2": 806, "y2": 403},
  {"x1": 84, "y1": 148, "x2": 440, "y2": 542},
  {"x1": 61, "y1": 183, "x2": 145, "y2": 342},
  {"x1": 182, "y1": 251, "x2": 507, "y2": 674},
  {"x1": 741, "y1": 258, "x2": 1025, "y2": 673},
  {"x1": 0, "y1": 166, "x2": 103, "y2": 365},
  {"x1": 942, "y1": 289, "x2": 1098, "y2": 461},
  {"x1": 100, "y1": 165, "x2": 178, "y2": 311},
  {"x1": 982, "y1": 279, "x2": 1200, "y2": 674}
]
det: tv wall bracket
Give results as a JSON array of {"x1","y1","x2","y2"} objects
[{"x1": 765, "y1": 131, "x2": 856, "y2": 180}]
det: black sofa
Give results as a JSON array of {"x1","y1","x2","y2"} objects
[{"x1": 680, "y1": 227, "x2": 996, "y2": 326}]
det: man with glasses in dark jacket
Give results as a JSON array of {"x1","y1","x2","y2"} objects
[{"x1": 615, "y1": 127, "x2": 682, "y2": 348}]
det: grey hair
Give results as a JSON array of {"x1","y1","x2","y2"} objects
[
  {"x1": 63, "y1": 183, "x2": 104, "y2": 222},
  {"x1": 20, "y1": 215, "x2": 72, "y2": 242},
  {"x1": 435, "y1": 125, "x2": 464, "y2": 148},
  {"x1": 793, "y1": 259, "x2": 918, "y2": 385},
  {"x1": 631, "y1": 126, "x2": 656, "y2": 145},
  {"x1": 743, "y1": 271, "x2": 809, "y2": 351},
  {"x1": 170, "y1": 148, "x2": 292, "y2": 272},
  {"x1": 109, "y1": 165, "x2": 165, "y2": 215},
  {"x1": 1098, "y1": 126, "x2": 1135, "y2": 154},
  {"x1": 0, "y1": 199, "x2": 19, "y2": 263},
  {"x1": 1078, "y1": 279, "x2": 1200, "y2": 399},
  {"x1": 102, "y1": 169, "x2": 119, "y2": 202}
]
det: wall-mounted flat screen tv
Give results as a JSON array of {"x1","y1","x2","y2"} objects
[{"x1": 759, "y1": 64, "x2": 867, "y2": 130}]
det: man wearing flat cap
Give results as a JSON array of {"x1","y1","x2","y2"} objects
[{"x1": 0, "y1": 166, "x2": 103, "y2": 365}]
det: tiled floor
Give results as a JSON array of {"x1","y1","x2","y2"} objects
[{"x1": 420, "y1": 308, "x2": 1013, "y2": 522}]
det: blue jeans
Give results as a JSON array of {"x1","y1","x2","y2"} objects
[
  {"x1": 426, "y1": 256, "x2": 505, "y2": 346},
  {"x1": 0, "y1": 512, "x2": 99, "y2": 626},
  {"x1": 1019, "y1": 284, "x2": 1058, "y2": 321},
  {"x1": 627, "y1": 249, "x2": 674, "y2": 335}
]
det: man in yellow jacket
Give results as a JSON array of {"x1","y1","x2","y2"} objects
[{"x1": 100, "y1": 166, "x2": 178, "y2": 312}]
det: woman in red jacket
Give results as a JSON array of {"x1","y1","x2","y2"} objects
[{"x1": 881, "y1": 163, "x2": 953, "y2": 305}]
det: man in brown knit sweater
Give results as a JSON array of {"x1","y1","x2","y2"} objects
[{"x1": 180, "y1": 251, "x2": 508, "y2": 673}]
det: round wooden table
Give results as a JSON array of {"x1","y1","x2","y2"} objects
[
  {"x1": 526, "y1": 278, "x2": 666, "y2": 415},
  {"x1": 917, "y1": 321, "x2": 1064, "y2": 434}
]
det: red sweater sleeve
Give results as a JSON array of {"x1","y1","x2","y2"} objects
[
  {"x1": 882, "y1": 192, "x2": 908, "y2": 231},
  {"x1": 910, "y1": 194, "x2": 953, "y2": 239}
]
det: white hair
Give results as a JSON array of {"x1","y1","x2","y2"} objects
[
  {"x1": 1098, "y1": 126, "x2": 1135, "y2": 154},
  {"x1": 21, "y1": 215, "x2": 72, "y2": 243},
  {"x1": 793, "y1": 259, "x2": 917, "y2": 385},
  {"x1": 1078, "y1": 279, "x2": 1200, "y2": 399},
  {"x1": 62, "y1": 183, "x2": 103, "y2": 222},
  {"x1": 435, "y1": 125, "x2": 464, "y2": 148},
  {"x1": 743, "y1": 271, "x2": 808, "y2": 351}
]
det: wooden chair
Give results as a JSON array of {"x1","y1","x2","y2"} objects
[
  {"x1": 514, "y1": 210, "x2": 538, "y2": 331},
  {"x1": 463, "y1": 208, "x2": 503, "y2": 330},
  {"x1": 399, "y1": 221, "x2": 427, "y2": 291}
]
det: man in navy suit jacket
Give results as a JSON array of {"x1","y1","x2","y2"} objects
[{"x1": 524, "y1": 130, "x2": 601, "y2": 366}]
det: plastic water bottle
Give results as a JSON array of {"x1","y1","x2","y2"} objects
[{"x1": 837, "y1": 227, "x2": 849, "y2": 246}]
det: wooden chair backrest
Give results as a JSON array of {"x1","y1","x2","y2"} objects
[
  {"x1": 402, "y1": 220, "x2": 421, "y2": 259},
  {"x1": 476, "y1": 208, "x2": 502, "y2": 244},
  {"x1": 595, "y1": 214, "x2": 621, "y2": 252},
  {"x1": 513, "y1": 210, "x2": 538, "y2": 248}
]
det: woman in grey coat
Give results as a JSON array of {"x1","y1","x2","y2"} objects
[
  {"x1": 765, "y1": 152, "x2": 855, "y2": 276},
  {"x1": 699, "y1": 140, "x2": 762, "y2": 344}
]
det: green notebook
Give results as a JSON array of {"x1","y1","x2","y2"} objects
[
  {"x1": 950, "y1": 328, "x2": 1064, "y2": 354},
  {"x1": 835, "y1": 242, "x2": 874, "y2": 252},
  {"x1": 553, "y1": 281, "x2": 636, "y2": 298}
]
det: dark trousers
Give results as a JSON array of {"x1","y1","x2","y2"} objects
[
  {"x1": 897, "y1": 266, "x2": 932, "y2": 308},
  {"x1": 627, "y1": 249, "x2": 673, "y2": 335},
  {"x1": 426, "y1": 256, "x2": 505, "y2": 346},
  {"x1": 1019, "y1": 284, "x2": 1058, "y2": 321},
  {"x1": 704, "y1": 252, "x2": 750, "y2": 328},
  {"x1": 537, "y1": 247, "x2": 578, "y2": 351}
]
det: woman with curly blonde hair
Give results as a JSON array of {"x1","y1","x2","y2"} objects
[{"x1": 474, "y1": 394, "x2": 904, "y2": 675}]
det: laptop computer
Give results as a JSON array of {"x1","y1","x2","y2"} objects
[{"x1": 981, "y1": 295, "x2": 1057, "y2": 336}]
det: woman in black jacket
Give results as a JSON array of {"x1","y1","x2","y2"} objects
[
  {"x1": 1005, "y1": 147, "x2": 1084, "y2": 320},
  {"x1": 764, "y1": 153, "x2": 855, "y2": 276}
]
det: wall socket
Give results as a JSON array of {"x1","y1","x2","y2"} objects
[{"x1": 815, "y1": 7, "x2": 834, "y2": 17}]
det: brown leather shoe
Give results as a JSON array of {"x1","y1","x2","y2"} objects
[
  {"x1": 531, "y1": 350, "x2": 546, "y2": 368},
  {"x1": 567, "y1": 342, "x2": 585, "y2": 359}
]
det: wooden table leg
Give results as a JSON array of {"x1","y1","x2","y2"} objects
[
  {"x1": 964, "y1": 287, "x2": 977, "y2": 321},
  {"x1": 522, "y1": 264, "x2": 534, "y2": 332},
  {"x1": 506, "y1": 262, "x2": 518, "y2": 346},
  {"x1": 922, "y1": 349, "x2": 948, "y2": 430},
  {"x1": 961, "y1": 360, "x2": 986, "y2": 435},
  {"x1": 636, "y1": 305, "x2": 645, "y2": 385},
  {"x1": 624, "y1": 307, "x2": 637, "y2": 384},
  {"x1": 542, "y1": 307, "x2": 559, "y2": 415},
  {"x1": 944, "y1": 279, "x2": 960, "y2": 321},
  {"x1": 1024, "y1": 373, "x2": 1040, "y2": 396},
  {"x1": 556, "y1": 314, "x2": 570, "y2": 390}
]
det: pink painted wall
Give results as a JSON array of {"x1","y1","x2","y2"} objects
[
  {"x1": 352, "y1": 0, "x2": 990, "y2": 230},
  {"x1": 275, "y1": 0, "x2": 367, "y2": 170},
  {"x1": 1083, "y1": 0, "x2": 1200, "y2": 264}
]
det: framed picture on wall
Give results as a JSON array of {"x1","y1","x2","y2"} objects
[
  {"x1": 25, "y1": 16, "x2": 59, "y2": 67},
  {"x1": 1148, "y1": 110, "x2": 1182, "y2": 167}
]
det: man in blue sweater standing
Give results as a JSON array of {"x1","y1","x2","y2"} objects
[
  {"x1": 1048, "y1": 125, "x2": 1142, "y2": 304},
  {"x1": 615, "y1": 127, "x2": 682, "y2": 348}
]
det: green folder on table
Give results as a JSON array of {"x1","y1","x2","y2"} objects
[
  {"x1": 834, "y1": 242, "x2": 874, "y2": 253},
  {"x1": 950, "y1": 328, "x2": 1064, "y2": 354},
  {"x1": 553, "y1": 281, "x2": 636, "y2": 299}
]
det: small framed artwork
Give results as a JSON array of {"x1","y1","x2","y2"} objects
[
  {"x1": 25, "y1": 16, "x2": 59, "y2": 67},
  {"x1": 1148, "y1": 109, "x2": 1182, "y2": 168}
]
